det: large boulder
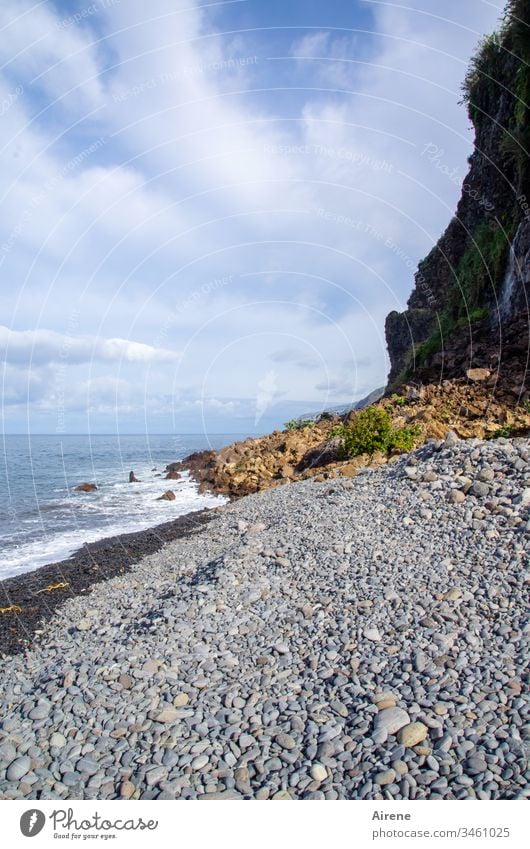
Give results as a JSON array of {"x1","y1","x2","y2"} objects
[{"x1": 297, "y1": 437, "x2": 343, "y2": 471}]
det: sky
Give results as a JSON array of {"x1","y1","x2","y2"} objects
[{"x1": 0, "y1": 0, "x2": 505, "y2": 434}]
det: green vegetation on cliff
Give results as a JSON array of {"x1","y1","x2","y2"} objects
[{"x1": 385, "y1": 0, "x2": 530, "y2": 386}]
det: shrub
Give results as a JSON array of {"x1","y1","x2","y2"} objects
[
  {"x1": 284, "y1": 418, "x2": 315, "y2": 431},
  {"x1": 336, "y1": 407, "x2": 421, "y2": 459},
  {"x1": 388, "y1": 424, "x2": 422, "y2": 453}
]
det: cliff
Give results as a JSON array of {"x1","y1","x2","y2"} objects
[{"x1": 385, "y1": 0, "x2": 530, "y2": 390}]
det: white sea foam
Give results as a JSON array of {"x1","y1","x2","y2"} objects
[{"x1": 0, "y1": 471, "x2": 226, "y2": 580}]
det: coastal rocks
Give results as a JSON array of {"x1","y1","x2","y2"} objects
[
  {"x1": 157, "y1": 490, "x2": 176, "y2": 501},
  {"x1": 74, "y1": 483, "x2": 98, "y2": 493},
  {"x1": 129, "y1": 471, "x2": 139, "y2": 483},
  {"x1": 165, "y1": 471, "x2": 181, "y2": 480},
  {"x1": 171, "y1": 376, "x2": 530, "y2": 502}
]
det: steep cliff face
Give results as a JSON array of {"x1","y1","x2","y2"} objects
[{"x1": 385, "y1": 0, "x2": 530, "y2": 388}]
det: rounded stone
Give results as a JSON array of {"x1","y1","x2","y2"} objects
[
  {"x1": 375, "y1": 707, "x2": 410, "y2": 737},
  {"x1": 154, "y1": 707, "x2": 179, "y2": 723},
  {"x1": 119, "y1": 780, "x2": 135, "y2": 799},
  {"x1": 275, "y1": 732, "x2": 296, "y2": 750},
  {"x1": 397, "y1": 722, "x2": 429, "y2": 747},
  {"x1": 7, "y1": 756, "x2": 31, "y2": 781},
  {"x1": 29, "y1": 703, "x2": 50, "y2": 720},
  {"x1": 375, "y1": 769, "x2": 397, "y2": 786},
  {"x1": 310, "y1": 764, "x2": 327, "y2": 782}
]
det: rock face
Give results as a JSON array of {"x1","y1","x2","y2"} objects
[
  {"x1": 385, "y1": 7, "x2": 530, "y2": 387},
  {"x1": 74, "y1": 483, "x2": 98, "y2": 493}
]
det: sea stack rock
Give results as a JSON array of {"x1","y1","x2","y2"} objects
[{"x1": 129, "y1": 471, "x2": 139, "y2": 482}]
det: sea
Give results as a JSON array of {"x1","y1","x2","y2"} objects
[{"x1": 0, "y1": 433, "x2": 241, "y2": 580}]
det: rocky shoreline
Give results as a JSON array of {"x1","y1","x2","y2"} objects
[
  {"x1": 0, "y1": 434, "x2": 528, "y2": 800},
  {"x1": 0, "y1": 509, "x2": 214, "y2": 658},
  {"x1": 171, "y1": 377, "x2": 530, "y2": 500}
]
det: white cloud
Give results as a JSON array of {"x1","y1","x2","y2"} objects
[
  {"x1": 0, "y1": 326, "x2": 180, "y2": 366},
  {"x1": 291, "y1": 32, "x2": 331, "y2": 59},
  {"x1": 0, "y1": 0, "x2": 105, "y2": 109}
]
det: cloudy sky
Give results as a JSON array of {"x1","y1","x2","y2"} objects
[{"x1": 0, "y1": 0, "x2": 504, "y2": 434}]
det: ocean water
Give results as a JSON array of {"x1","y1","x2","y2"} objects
[{"x1": 0, "y1": 434, "x2": 239, "y2": 580}]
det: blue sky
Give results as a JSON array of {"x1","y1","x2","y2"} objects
[{"x1": 0, "y1": 0, "x2": 504, "y2": 434}]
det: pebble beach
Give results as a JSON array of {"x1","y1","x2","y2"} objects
[{"x1": 0, "y1": 434, "x2": 528, "y2": 801}]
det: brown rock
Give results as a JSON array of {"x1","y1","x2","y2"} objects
[
  {"x1": 340, "y1": 461, "x2": 361, "y2": 477},
  {"x1": 119, "y1": 674, "x2": 133, "y2": 689},
  {"x1": 74, "y1": 482, "x2": 98, "y2": 492},
  {"x1": 376, "y1": 698, "x2": 397, "y2": 710},
  {"x1": 165, "y1": 470, "x2": 181, "y2": 480},
  {"x1": 466, "y1": 368, "x2": 491, "y2": 382},
  {"x1": 157, "y1": 490, "x2": 176, "y2": 501},
  {"x1": 397, "y1": 722, "x2": 428, "y2": 747}
]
